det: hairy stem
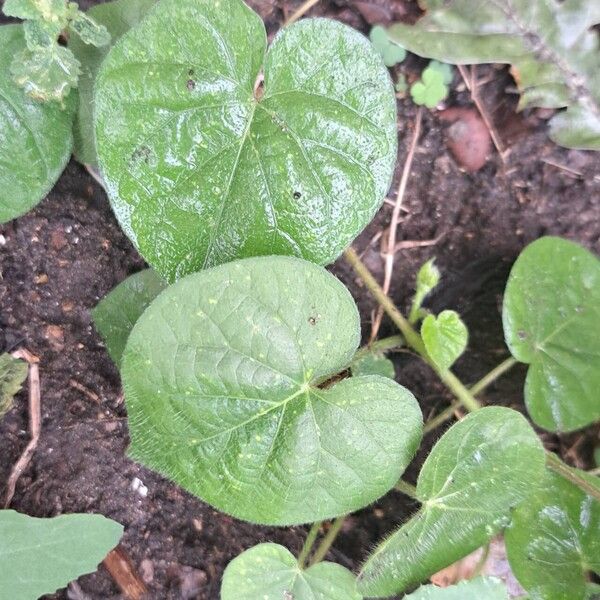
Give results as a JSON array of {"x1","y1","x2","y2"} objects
[
  {"x1": 546, "y1": 452, "x2": 600, "y2": 503},
  {"x1": 298, "y1": 521, "x2": 321, "y2": 568},
  {"x1": 395, "y1": 479, "x2": 418, "y2": 499},
  {"x1": 469, "y1": 357, "x2": 518, "y2": 397},
  {"x1": 309, "y1": 516, "x2": 346, "y2": 565}
]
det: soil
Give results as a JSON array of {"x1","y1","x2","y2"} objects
[{"x1": 1, "y1": 1, "x2": 600, "y2": 599}]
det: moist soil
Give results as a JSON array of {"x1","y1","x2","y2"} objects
[{"x1": 1, "y1": 1, "x2": 600, "y2": 598}]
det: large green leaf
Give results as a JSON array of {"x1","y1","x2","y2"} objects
[
  {"x1": 0, "y1": 353, "x2": 28, "y2": 418},
  {"x1": 503, "y1": 236, "x2": 600, "y2": 432},
  {"x1": 357, "y1": 407, "x2": 546, "y2": 597},
  {"x1": 0, "y1": 25, "x2": 75, "y2": 224},
  {"x1": 0, "y1": 509, "x2": 123, "y2": 600},
  {"x1": 405, "y1": 577, "x2": 508, "y2": 600},
  {"x1": 221, "y1": 543, "x2": 361, "y2": 600},
  {"x1": 69, "y1": 0, "x2": 157, "y2": 166},
  {"x1": 92, "y1": 268, "x2": 166, "y2": 367},
  {"x1": 386, "y1": 0, "x2": 600, "y2": 151},
  {"x1": 505, "y1": 469, "x2": 600, "y2": 600},
  {"x1": 94, "y1": 0, "x2": 397, "y2": 282},
  {"x1": 122, "y1": 256, "x2": 422, "y2": 525}
]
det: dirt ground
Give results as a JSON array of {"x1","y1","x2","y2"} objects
[{"x1": 1, "y1": 1, "x2": 599, "y2": 598}]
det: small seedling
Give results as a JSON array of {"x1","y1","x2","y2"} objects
[
  {"x1": 410, "y1": 62, "x2": 451, "y2": 108},
  {"x1": 370, "y1": 25, "x2": 406, "y2": 67}
]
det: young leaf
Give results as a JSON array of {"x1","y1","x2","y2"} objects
[
  {"x1": 68, "y1": 11, "x2": 111, "y2": 47},
  {"x1": 351, "y1": 352, "x2": 395, "y2": 380},
  {"x1": 370, "y1": 25, "x2": 406, "y2": 67},
  {"x1": 411, "y1": 66, "x2": 448, "y2": 108},
  {"x1": 94, "y1": 0, "x2": 397, "y2": 282},
  {"x1": 505, "y1": 469, "x2": 600, "y2": 600},
  {"x1": 0, "y1": 354, "x2": 28, "y2": 418},
  {"x1": 69, "y1": 0, "x2": 157, "y2": 166},
  {"x1": 421, "y1": 310, "x2": 468, "y2": 371},
  {"x1": 122, "y1": 256, "x2": 423, "y2": 525},
  {"x1": 358, "y1": 407, "x2": 546, "y2": 597},
  {"x1": 503, "y1": 236, "x2": 600, "y2": 432},
  {"x1": 386, "y1": 0, "x2": 600, "y2": 150},
  {"x1": 0, "y1": 25, "x2": 75, "y2": 224},
  {"x1": 0, "y1": 509, "x2": 123, "y2": 600},
  {"x1": 92, "y1": 269, "x2": 166, "y2": 367},
  {"x1": 410, "y1": 258, "x2": 440, "y2": 323},
  {"x1": 221, "y1": 543, "x2": 361, "y2": 600},
  {"x1": 405, "y1": 576, "x2": 508, "y2": 599},
  {"x1": 428, "y1": 60, "x2": 453, "y2": 85}
]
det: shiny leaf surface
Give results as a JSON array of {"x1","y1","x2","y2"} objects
[
  {"x1": 358, "y1": 407, "x2": 546, "y2": 597},
  {"x1": 503, "y1": 236, "x2": 600, "y2": 432},
  {"x1": 122, "y1": 256, "x2": 423, "y2": 525},
  {"x1": 221, "y1": 543, "x2": 361, "y2": 600},
  {"x1": 95, "y1": 0, "x2": 397, "y2": 281}
]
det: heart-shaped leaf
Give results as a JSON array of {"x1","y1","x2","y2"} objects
[
  {"x1": 358, "y1": 407, "x2": 546, "y2": 597},
  {"x1": 221, "y1": 543, "x2": 361, "y2": 600},
  {"x1": 69, "y1": 0, "x2": 157, "y2": 166},
  {"x1": 122, "y1": 256, "x2": 423, "y2": 525},
  {"x1": 421, "y1": 310, "x2": 468, "y2": 371},
  {"x1": 0, "y1": 509, "x2": 123, "y2": 600},
  {"x1": 92, "y1": 268, "x2": 166, "y2": 367},
  {"x1": 503, "y1": 236, "x2": 600, "y2": 432},
  {"x1": 505, "y1": 469, "x2": 600, "y2": 600},
  {"x1": 0, "y1": 25, "x2": 75, "y2": 224},
  {"x1": 94, "y1": 0, "x2": 397, "y2": 282},
  {"x1": 405, "y1": 576, "x2": 508, "y2": 600}
]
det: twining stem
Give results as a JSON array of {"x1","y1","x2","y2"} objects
[
  {"x1": 309, "y1": 516, "x2": 346, "y2": 566},
  {"x1": 353, "y1": 334, "x2": 404, "y2": 362},
  {"x1": 395, "y1": 479, "x2": 418, "y2": 499},
  {"x1": 546, "y1": 452, "x2": 600, "y2": 503},
  {"x1": 298, "y1": 521, "x2": 321, "y2": 568},
  {"x1": 469, "y1": 357, "x2": 518, "y2": 397},
  {"x1": 343, "y1": 247, "x2": 481, "y2": 413}
]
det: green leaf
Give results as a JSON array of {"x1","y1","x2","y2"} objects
[
  {"x1": 358, "y1": 407, "x2": 546, "y2": 597},
  {"x1": 0, "y1": 25, "x2": 75, "y2": 224},
  {"x1": 69, "y1": 11, "x2": 111, "y2": 47},
  {"x1": 94, "y1": 0, "x2": 397, "y2": 282},
  {"x1": 221, "y1": 543, "x2": 361, "y2": 600},
  {"x1": 505, "y1": 469, "x2": 600, "y2": 600},
  {"x1": 405, "y1": 576, "x2": 508, "y2": 599},
  {"x1": 386, "y1": 0, "x2": 600, "y2": 150},
  {"x1": 0, "y1": 509, "x2": 123, "y2": 600},
  {"x1": 2, "y1": 0, "x2": 63, "y2": 20},
  {"x1": 23, "y1": 19, "x2": 62, "y2": 49},
  {"x1": 421, "y1": 310, "x2": 468, "y2": 371},
  {"x1": 428, "y1": 60, "x2": 453, "y2": 85},
  {"x1": 0, "y1": 354, "x2": 28, "y2": 418},
  {"x1": 122, "y1": 256, "x2": 423, "y2": 525},
  {"x1": 351, "y1": 352, "x2": 395, "y2": 379},
  {"x1": 69, "y1": 0, "x2": 157, "y2": 166},
  {"x1": 92, "y1": 269, "x2": 167, "y2": 367},
  {"x1": 369, "y1": 25, "x2": 406, "y2": 67},
  {"x1": 411, "y1": 67, "x2": 448, "y2": 108},
  {"x1": 503, "y1": 236, "x2": 600, "y2": 432}
]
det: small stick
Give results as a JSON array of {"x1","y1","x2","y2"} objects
[
  {"x1": 370, "y1": 108, "x2": 423, "y2": 341},
  {"x1": 285, "y1": 0, "x2": 320, "y2": 26},
  {"x1": 69, "y1": 379, "x2": 101, "y2": 404},
  {"x1": 4, "y1": 349, "x2": 41, "y2": 508},
  {"x1": 103, "y1": 546, "x2": 147, "y2": 600},
  {"x1": 394, "y1": 233, "x2": 444, "y2": 252}
]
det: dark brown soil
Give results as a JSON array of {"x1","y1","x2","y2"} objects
[{"x1": 1, "y1": 1, "x2": 600, "y2": 599}]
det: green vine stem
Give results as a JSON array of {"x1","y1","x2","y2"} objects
[
  {"x1": 309, "y1": 516, "x2": 346, "y2": 566},
  {"x1": 297, "y1": 521, "x2": 321, "y2": 568},
  {"x1": 353, "y1": 334, "x2": 404, "y2": 362},
  {"x1": 422, "y1": 402, "x2": 462, "y2": 434},
  {"x1": 546, "y1": 452, "x2": 600, "y2": 503},
  {"x1": 469, "y1": 356, "x2": 518, "y2": 397},
  {"x1": 395, "y1": 479, "x2": 418, "y2": 499}
]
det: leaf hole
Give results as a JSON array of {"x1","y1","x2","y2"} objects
[
  {"x1": 293, "y1": 191, "x2": 302, "y2": 199},
  {"x1": 187, "y1": 79, "x2": 196, "y2": 91},
  {"x1": 517, "y1": 330, "x2": 527, "y2": 340}
]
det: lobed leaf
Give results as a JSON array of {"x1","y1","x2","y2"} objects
[
  {"x1": 0, "y1": 25, "x2": 75, "y2": 224},
  {"x1": 0, "y1": 353, "x2": 28, "y2": 418},
  {"x1": 221, "y1": 543, "x2": 361, "y2": 600},
  {"x1": 505, "y1": 469, "x2": 600, "y2": 600},
  {"x1": 503, "y1": 236, "x2": 600, "y2": 432},
  {"x1": 0, "y1": 509, "x2": 123, "y2": 600},
  {"x1": 405, "y1": 576, "x2": 508, "y2": 599},
  {"x1": 92, "y1": 268, "x2": 166, "y2": 367},
  {"x1": 358, "y1": 407, "x2": 546, "y2": 597},
  {"x1": 122, "y1": 256, "x2": 423, "y2": 525},
  {"x1": 94, "y1": 0, "x2": 397, "y2": 282}
]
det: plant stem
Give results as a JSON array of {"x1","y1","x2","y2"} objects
[
  {"x1": 423, "y1": 402, "x2": 462, "y2": 434},
  {"x1": 546, "y1": 452, "x2": 600, "y2": 503},
  {"x1": 297, "y1": 521, "x2": 321, "y2": 568},
  {"x1": 309, "y1": 516, "x2": 346, "y2": 565},
  {"x1": 353, "y1": 334, "x2": 404, "y2": 362},
  {"x1": 285, "y1": 0, "x2": 320, "y2": 25},
  {"x1": 395, "y1": 479, "x2": 418, "y2": 499},
  {"x1": 469, "y1": 357, "x2": 518, "y2": 397}
]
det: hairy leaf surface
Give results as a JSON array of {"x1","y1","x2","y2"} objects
[
  {"x1": 0, "y1": 353, "x2": 28, "y2": 418},
  {"x1": 503, "y1": 236, "x2": 600, "y2": 432},
  {"x1": 221, "y1": 543, "x2": 361, "y2": 600},
  {"x1": 0, "y1": 509, "x2": 123, "y2": 600},
  {"x1": 358, "y1": 407, "x2": 546, "y2": 597},
  {"x1": 405, "y1": 576, "x2": 508, "y2": 600},
  {"x1": 122, "y1": 256, "x2": 423, "y2": 525},
  {"x1": 92, "y1": 268, "x2": 166, "y2": 367},
  {"x1": 506, "y1": 469, "x2": 600, "y2": 600},
  {"x1": 0, "y1": 25, "x2": 75, "y2": 223},
  {"x1": 351, "y1": 351, "x2": 395, "y2": 379},
  {"x1": 94, "y1": 0, "x2": 397, "y2": 281},
  {"x1": 386, "y1": 0, "x2": 600, "y2": 150}
]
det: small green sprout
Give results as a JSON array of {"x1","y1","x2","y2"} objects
[
  {"x1": 369, "y1": 25, "x2": 406, "y2": 67},
  {"x1": 410, "y1": 61, "x2": 451, "y2": 108},
  {"x1": 409, "y1": 258, "x2": 440, "y2": 324},
  {"x1": 395, "y1": 73, "x2": 408, "y2": 95}
]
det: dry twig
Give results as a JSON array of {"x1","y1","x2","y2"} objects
[
  {"x1": 285, "y1": 0, "x2": 320, "y2": 25},
  {"x1": 103, "y1": 546, "x2": 147, "y2": 600}
]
